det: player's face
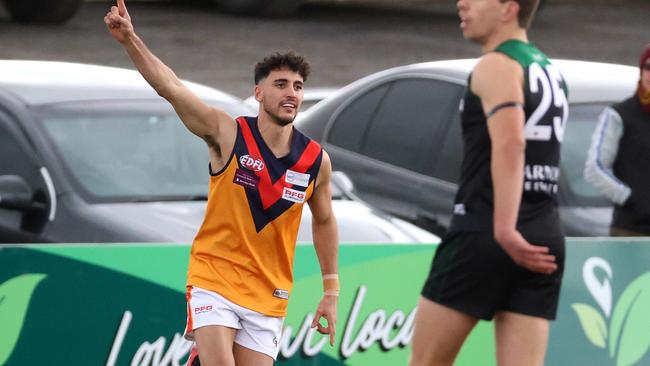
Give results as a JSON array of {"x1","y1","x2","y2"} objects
[
  {"x1": 256, "y1": 68, "x2": 304, "y2": 126},
  {"x1": 457, "y1": 0, "x2": 509, "y2": 44},
  {"x1": 642, "y1": 59, "x2": 650, "y2": 91}
]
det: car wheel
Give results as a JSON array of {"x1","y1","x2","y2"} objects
[
  {"x1": 215, "y1": 0, "x2": 303, "y2": 17},
  {"x1": 3, "y1": 0, "x2": 82, "y2": 23}
]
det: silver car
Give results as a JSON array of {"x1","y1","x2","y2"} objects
[
  {"x1": 0, "y1": 60, "x2": 438, "y2": 244},
  {"x1": 295, "y1": 59, "x2": 639, "y2": 236}
]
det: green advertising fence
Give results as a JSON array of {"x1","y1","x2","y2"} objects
[{"x1": 1, "y1": 239, "x2": 649, "y2": 365}]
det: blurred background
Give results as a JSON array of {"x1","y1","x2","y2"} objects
[
  {"x1": 2, "y1": 3, "x2": 650, "y2": 365},
  {"x1": 0, "y1": 0, "x2": 647, "y2": 98}
]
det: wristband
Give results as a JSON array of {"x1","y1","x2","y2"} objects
[{"x1": 323, "y1": 274, "x2": 340, "y2": 297}]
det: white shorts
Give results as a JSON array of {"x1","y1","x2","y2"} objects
[{"x1": 184, "y1": 286, "x2": 284, "y2": 360}]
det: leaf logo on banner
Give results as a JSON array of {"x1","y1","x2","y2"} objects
[
  {"x1": 572, "y1": 303, "x2": 607, "y2": 348},
  {"x1": 573, "y1": 257, "x2": 650, "y2": 366},
  {"x1": 608, "y1": 272, "x2": 650, "y2": 366},
  {"x1": 0, "y1": 273, "x2": 47, "y2": 365}
]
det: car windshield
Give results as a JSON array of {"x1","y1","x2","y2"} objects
[
  {"x1": 561, "y1": 103, "x2": 612, "y2": 207},
  {"x1": 33, "y1": 100, "x2": 251, "y2": 202}
]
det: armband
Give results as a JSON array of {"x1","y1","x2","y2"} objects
[{"x1": 486, "y1": 101, "x2": 524, "y2": 119}]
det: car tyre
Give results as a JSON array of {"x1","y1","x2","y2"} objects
[
  {"x1": 215, "y1": 0, "x2": 302, "y2": 17},
  {"x1": 3, "y1": 0, "x2": 82, "y2": 23}
]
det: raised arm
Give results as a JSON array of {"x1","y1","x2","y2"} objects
[
  {"x1": 472, "y1": 53, "x2": 557, "y2": 275},
  {"x1": 104, "y1": 0, "x2": 235, "y2": 154},
  {"x1": 307, "y1": 151, "x2": 339, "y2": 346}
]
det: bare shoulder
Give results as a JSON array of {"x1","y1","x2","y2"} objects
[
  {"x1": 472, "y1": 52, "x2": 524, "y2": 106},
  {"x1": 472, "y1": 53, "x2": 523, "y2": 93},
  {"x1": 316, "y1": 149, "x2": 332, "y2": 188}
]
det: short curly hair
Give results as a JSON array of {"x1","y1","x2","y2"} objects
[{"x1": 254, "y1": 51, "x2": 311, "y2": 85}]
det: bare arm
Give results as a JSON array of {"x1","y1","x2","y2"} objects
[
  {"x1": 104, "y1": 0, "x2": 235, "y2": 155},
  {"x1": 472, "y1": 53, "x2": 557, "y2": 274},
  {"x1": 307, "y1": 151, "x2": 339, "y2": 346}
]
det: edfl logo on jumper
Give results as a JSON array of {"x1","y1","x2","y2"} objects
[
  {"x1": 239, "y1": 155, "x2": 265, "y2": 172},
  {"x1": 572, "y1": 257, "x2": 650, "y2": 366}
]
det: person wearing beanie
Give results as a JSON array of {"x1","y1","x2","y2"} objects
[{"x1": 585, "y1": 43, "x2": 650, "y2": 236}]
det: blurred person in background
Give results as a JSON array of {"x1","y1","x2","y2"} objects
[
  {"x1": 104, "y1": 1, "x2": 340, "y2": 365},
  {"x1": 410, "y1": 0, "x2": 567, "y2": 365},
  {"x1": 584, "y1": 44, "x2": 650, "y2": 236}
]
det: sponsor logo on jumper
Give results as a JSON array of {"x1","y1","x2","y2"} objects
[
  {"x1": 239, "y1": 155, "x2": 265, "y2": 172},
  {"x1": 273, "y1": 289, "x2": 289, "y2": 300},
  {"x1": 285, "y1": 170, "x2": 310, "y2": 188},
  {"x1": 572, "y1": 257, "x2": 650, "y2": 366},
  {"x1": 194, "y1": 305, "x2": 213, "y2": 314},
  {"x1": 233, "y1": 168, "x2": 260, "y2": 189},
  {"x1": 282, "y1": 187, "x2": 305, "y2": 203},
  {"x1": 524, "y1": 164, "x2": 559, "y2": 194},
  {"x1": 454, "y1": 204, "x2": 466, "y2": 215}
]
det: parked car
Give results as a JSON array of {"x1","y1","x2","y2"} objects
[
  {"x1": 0, "y1": 60, "x2": 438, "y2": 244},
  {"x1": 295, "y1": 59, "x2": 639, "y2": 236}
]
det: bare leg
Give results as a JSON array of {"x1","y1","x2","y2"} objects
[
  {"x1": 494, "y1": 311, "x2": 549, "y2": 366},
  {"x1": 233, "y1": 343, "x2": 275, "y2": 366},
  {"x1": 409, "y1": 297, "x2": 479, "y2": 366},
  {"x1": 193, "y1": 325, "x2": 238, "y2": 366}
]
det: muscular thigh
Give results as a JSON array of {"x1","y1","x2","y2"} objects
[
  {"x1": 409, "y1": 297, "x2": 478, "y2": 366},
  {"x1": 194, "y1": 325, "x2": 237, "y2": 366},
  {"x1": 494, "y1": 311, "x2": 549, "y2": 366},
  {"x1": 233, "y1": 343, "x2": 275, "y2": 366}
]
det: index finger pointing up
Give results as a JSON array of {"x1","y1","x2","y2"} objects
[{"x1": 117, "y1": 0, "x2": 127, "y2": 15}]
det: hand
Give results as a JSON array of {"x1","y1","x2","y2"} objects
[
  {"x1": 104, "y1": 0, "x2": 134, "y2": 43},
  {"x1": 495, "y1": 230, "x2": 557, "y2": 274},
  {"x1": 310, "y1": 295, "x2": 338, "y2": 346}
]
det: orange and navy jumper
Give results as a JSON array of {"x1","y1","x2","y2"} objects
[{"x1": 186, "y1": 116, "x2": 323, "y2": 326}]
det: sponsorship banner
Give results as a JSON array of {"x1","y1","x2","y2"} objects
[{"x1": 1, "y1": 239, "x2": 649, "y2": 365}]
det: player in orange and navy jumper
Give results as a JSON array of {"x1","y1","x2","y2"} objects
[
  {"x1": 187, "y1": 116, "x2": 324, "y2": 317},
  {"x1": 106, "y1": 2, "x2": 339, "y2": 365}
]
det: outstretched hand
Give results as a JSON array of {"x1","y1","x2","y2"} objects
[
  {"x1": 104, "y1": 0, "x2": 133, "y2": 43},
  {"x1": 496, "y1": 230, "x2": 558, "y2": 274},
  {"x1": 311, "y1": 295, "x2": 338, "y2": 346}
]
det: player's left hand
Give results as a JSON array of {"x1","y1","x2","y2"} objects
[{"x1": 311, "y1": 294, "x2": 338, "y2": 346}]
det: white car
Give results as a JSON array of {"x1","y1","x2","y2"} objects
[{"x1": 296, "y1": 59, "x2": 638, "y2": 237}]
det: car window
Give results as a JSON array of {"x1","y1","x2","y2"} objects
[
  {"x1": 361, "y1": 78, "x2": 463, "y2": 173},
  {"x1": 560, "y1": 103, "x2": 611, "y2": 207},
  {"x1": 423, "y1": 101, "x2": 611, "y2": 205},
  {"x1": 0, "y1": 124, "x2": 39, "y2": 180},
  {"x1": 32, "y1": 100, "x2": 248, "y2": 203},
  {"x1": 327, "y1": 84, "x2": 389, "y2": 152},
  {"x1": 429, "y1": 105, "x2": 463, "y2": 183},
  {"x1": 0, "y1": 116, "x2": 48, "y2": 231}
]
